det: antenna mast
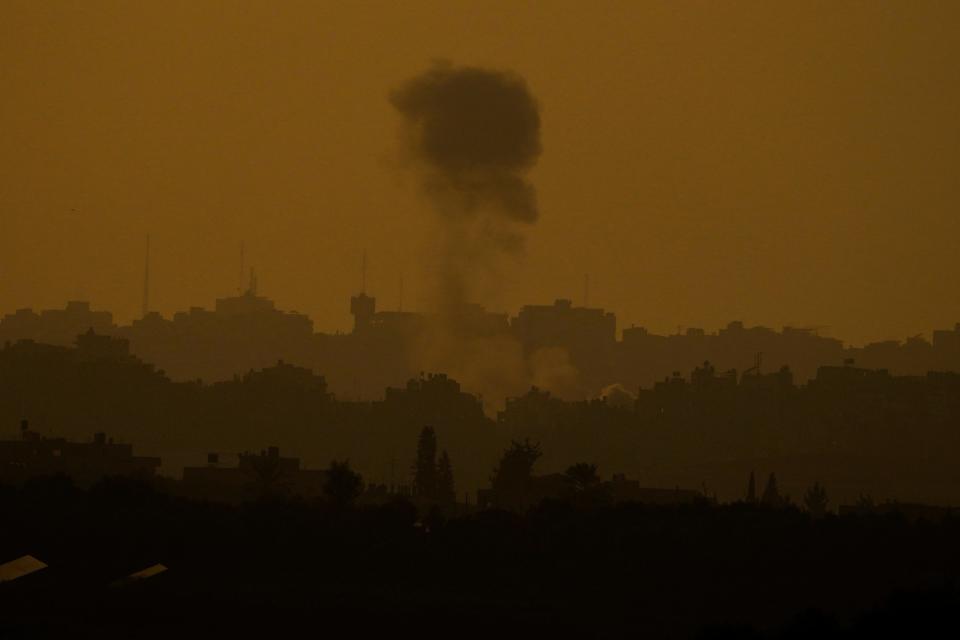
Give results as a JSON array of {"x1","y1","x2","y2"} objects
[
  {"x1": 239, "y1": 241, "x2": 245, "y2": 294},
  {"x1": 142, "y1": 234, "x2": 151, "y2": 318},
  {"x1": 361, "y1": 249, "x2": 367, "y2": 294},
  {"x1": 584, "y1": 273, "x2": 590, "y2": 308}
]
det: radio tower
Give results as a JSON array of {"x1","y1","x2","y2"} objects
[
  {"x1": 361, "y1": 249, "x2": 367, "y2": 294},
  {"x1": 142, "y1": 234, "x2": 151, "y2": 318},
  {"x1": 239, "y1": 241, "x2": 246, "y2": 294}
]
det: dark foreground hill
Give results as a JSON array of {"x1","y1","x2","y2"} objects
[{"x1": 2, "y1": 476, "x2": 959, "y2": 639}]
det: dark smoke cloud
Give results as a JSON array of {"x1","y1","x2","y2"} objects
[
  {"x1": 391, "y1": 64, "x2": 561, "y2": 412},
  {"x1": 390, "y1": 63, "x2": 541, "y2": 223}
]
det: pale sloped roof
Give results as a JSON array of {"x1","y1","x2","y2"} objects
[
  {"x1": 0, "y1": 555, "x2": 47, "y2": 582},
  {"x1": 127, "y1": 564, "x2": 168, "y2": 580}
]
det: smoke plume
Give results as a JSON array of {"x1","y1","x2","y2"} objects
[
  {"x1": 392, "y1": 64, "x2": 541, "y2": 307},
  {"x1": 392, "y1": 63, "x2": 567, "y2": 410},
  {"x1": 390, "y1": 62, "x2": 541, "y2": 225}
]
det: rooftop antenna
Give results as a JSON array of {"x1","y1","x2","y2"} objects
[
  {"x1": 141, "y1": 233, "x2": 151, "y2": 318},
  {"x1": 361, "y1": 249, "x2": 367, "y2": 295},
  {"x1": 239, "y1": 241, "x2": 245, "y2": 294}
]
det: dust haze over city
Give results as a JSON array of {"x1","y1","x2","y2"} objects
[{"x1": 3, "y1": 3, "x2": 960, "y2": 639}]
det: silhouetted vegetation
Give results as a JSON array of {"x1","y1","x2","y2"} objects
[
  {"x1": 436, "y1": 449, "x2": 455, "y2": 505},
  {"x1": 323, "y1": 459, "x2": 363, "y2": 508},
  {"x1": 489, "y1": 439, "x2": 542, "y2": 510},
  {"x1": 804, "y1": 482, "x2": 830, "y2": 519},
  {"x1": 7, "y1": 337, "x2": 960, "y2": 506},
  {"x1": 761, "y1": 472, "x2": 788, "y2": 507},
  {"x1": 413, "y1": 425, "x2": 438, "y2": 500}
]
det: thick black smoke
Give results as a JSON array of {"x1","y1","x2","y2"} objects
[
  {"x1": 390, "y1": 63, "x2": 541, "y2": 224},
  {"x1": 391, "y1": 64, "x2": 559, "y2": 411}
]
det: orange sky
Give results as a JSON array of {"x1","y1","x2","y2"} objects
[{"x1": 2, "y1": 1, "x2": 958, "y2": 345}]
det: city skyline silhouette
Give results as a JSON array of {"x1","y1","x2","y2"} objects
[
  {"x1": 3, "y1": 3, "x2": 959, "y2": 345},
  {"x1": 3, "y1": 2, "x2": 960, "y2": 638}
]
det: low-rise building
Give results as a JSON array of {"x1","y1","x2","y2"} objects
[
  {"x1": 181, "y1": 447, "x2": 328, "y2": 503},
  {"x1": 0, "y1": 421, "x2": 160, "y2": 486}
]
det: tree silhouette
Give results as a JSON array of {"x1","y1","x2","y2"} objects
[
  {"x1": 490, "y1": 439, "x2": 541, "y2": 511},
  {"x1": 436, "y1": 450, "x2": 455, "y2": 505},
  {"x1": 564, "y1": 462, "x2": 600, "y2": 493},
  {"x1": 746, "y1": 470, "x2": 757, "y2": 503},
  {"x1": 563, "y1": 462, "x2": 610, "y2": 507},
  {"x1": 245, "y1": 453, "x2": 289, "y2": 500},
  {"x1": 324, "y1": 460, "x2": 363, "y2": 509},
  {"x1": 761, "y1": 472, "x2": 782, "y2": 507},
  {"x1": 413, "y1": 426, "x2": 438, "y2": 501},
  {"x1": 804, "y1": 482, "x2": 829, "y2": 518}
]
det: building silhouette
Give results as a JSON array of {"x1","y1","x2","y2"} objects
[
  {"x1": 2, "y1": 292, "x2": 960, "y2": 409},
  {"x1": 0, "y1": 420, "x2": 160, "y2": 487},
  {"x1": 181, "y1": 446, "x2": 328, "y2": 503}
]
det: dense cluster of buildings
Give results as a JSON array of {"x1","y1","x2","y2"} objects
[
  {"x1": 2, "y1": 284, "x2": 960, "y2": 504},
  {"x1": 2, "y1": 289, "x2": 959, "y2": 404}
]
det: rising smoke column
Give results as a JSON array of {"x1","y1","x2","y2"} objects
[
  {"x1": 390, "y1": 63, "x2": 542, "y2": 309},
  {"x1": 391, "y1": 63, "x2": 569, "y2": 410}
]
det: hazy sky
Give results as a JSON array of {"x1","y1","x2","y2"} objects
[{"x1": 2, "y1": 1, "x2": 958, "y2": 345}]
